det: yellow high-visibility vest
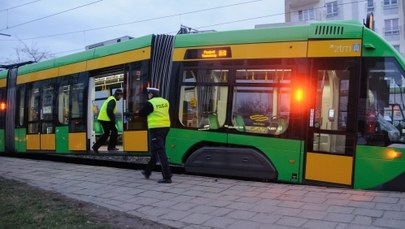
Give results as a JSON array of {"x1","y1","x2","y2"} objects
[
  {"x1": 147, "y1": 97, "x2": 170, "y2": 129},
  {"x1": 98, "y1": 96, "x2": 117, "y2": 121}
]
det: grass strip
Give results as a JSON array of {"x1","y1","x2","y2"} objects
[{"x1": 0, "y1": 177, "x2": 111, "y2": 229}]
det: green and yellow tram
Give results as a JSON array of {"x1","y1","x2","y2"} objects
[
  {"x1": 1, "y1": 20, "x2": 404, "y2": 192},
  {"x1": 0, "y1": 34, "x2": 174, "y2": 153}
]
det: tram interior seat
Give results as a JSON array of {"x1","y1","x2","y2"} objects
[
  {"x1": 94, "y1": 119, "x2": 104, "y2": 135},
  {"x1": 93, "y1": 119, "x2": 123, "y2": 135},
  {"x1": 115, "y1": 119, "x2": 123, "y2": 135},
  {"x1": 234, "y1": 115, "x2": 245, "y2": 132},
  {"x1": 208, "y1": 113, "x2": 220, "y2": 129}
]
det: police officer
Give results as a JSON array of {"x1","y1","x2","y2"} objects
[
  {"x1": 92, "y1": 89, "x2": 123, "y2": 154},
  {"x1": 139, "y1": 87, "x2": 172, "y2": 183}
]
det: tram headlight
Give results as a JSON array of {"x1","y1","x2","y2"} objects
[{"x1": 386, "y1": 149, "x2": 403, "y2": 159}]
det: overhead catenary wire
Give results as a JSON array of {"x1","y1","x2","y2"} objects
[
  {"x1": 1, "y1": 0, "x2": 263, "y2": 40},
  {"x1": 0, "y1": 0, "x2": 42, "y2": 12},
  {"x1": 1, "y1": 0, "x2": 368, "y2": 42},
  {"x1": 0, "y1": 0, "x2": 369, "y2": 60},
  {"x1": 0, "y1": 0, "x2": 103, "y2": 31}
]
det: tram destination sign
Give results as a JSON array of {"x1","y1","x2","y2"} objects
[{"x1": 184, "y1": 47, "x2": 232, "y2": 59}]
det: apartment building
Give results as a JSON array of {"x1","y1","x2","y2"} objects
[{"x1": 284, "y1": 0, "x2": 405, "y2": 57}]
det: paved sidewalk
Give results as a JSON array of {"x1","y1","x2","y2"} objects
[{"x1": 0, "y1": 157, "x2": 404, "y2": 229}]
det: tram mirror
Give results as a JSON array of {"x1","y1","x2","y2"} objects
[{"x1": 328, "y1": 108, "x2": 335, "y2": 121}]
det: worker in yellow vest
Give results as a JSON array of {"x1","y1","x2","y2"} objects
[
  {"x1": 92, "y1": 89, "x2": 123, "y2": 154},
  {"x1": 139, "y1": 87, "x2": 172, "y2": 183}
]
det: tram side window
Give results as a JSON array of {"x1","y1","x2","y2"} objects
[
  {"x1": 16, "y1": 87, "x2": 25, "y2": 127},
  {"x1": 28, "y1": 87, "x2": 40, "y2": 133},
  {"x1": 314, "y1": 70, "x2": 350, "y2": 132},
  {"x1": 232, "y1": 69, "x2": 291, "y2": 135},
  {"x1": 126, "y1": 68, "x2": 148, "y2": 130},
  {"x1": 41, "y1": 84, "x2": 55, "y2": 134},
  {"x1": 58, "y1": 85, "x2": 70, "y2": 125},
  {"x1": 69, "y1": 81, "x2": 86, "y2": 132},
  {"x1": 360, "y1": 58, "x2": 405, "y2": 145},
  {"x1": 178, "y1": 69, "x2": 228, "y2": 129},
  {"x1": 232, "y1": 87, "x2": 290, "y2": 135},
  {"x1": 235, "y1": 69, "x2": 291, "y2": 84},
  {"x1": 312, "y1": 69, "x2": 351, "y2": 154}
]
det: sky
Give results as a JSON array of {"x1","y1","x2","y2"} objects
[{"x1": 0, "y1": 0, "x2": 285, "y2": 64}]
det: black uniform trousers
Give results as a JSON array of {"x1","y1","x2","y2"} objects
[
  {"x1": 93, "y1": 120, "x2": 118, "y2": 150},
  {"x1": 144, "y1": 127, "x2": 172, "y2": 180}
]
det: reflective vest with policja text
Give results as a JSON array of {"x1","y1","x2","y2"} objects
[{"x1": 147, "y1": 97, "x2": 170, "y2": 129}]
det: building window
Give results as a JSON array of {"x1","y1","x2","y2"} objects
[
  {"x1": 383, "y1": 0, "x2": 398, "y2": 9},
  {"x1": 298, "y1": 8, "x2": 315, "y2": 21},
  {"x1": 326, "y1": 1, "x2": 338, "y2": 18},
  {"x1": 367, "y1": 0, "x2": 375, "y2": 11},
  {"x1": 384, "y1": 18, "x2": 400, "y2": 36},
  {"x1": 393, "y1": 45, "x2": 400, "y2": 53}
]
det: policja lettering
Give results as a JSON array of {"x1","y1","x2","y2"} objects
[{"x1": 156, "y1": 103, "x2": 168, "y2": 109}]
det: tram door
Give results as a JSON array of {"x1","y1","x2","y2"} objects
[
  {"x1": 26, "y1": 82, "x2": 57, "y2": 151},
  {"x1": 90, "y1": 73, "x2": 125, "y2": 152},
  {"x1": 123, "y1": 67, "x2": 149, "y2": 152},
  {"x1": 90, "y1": 66, "x2": 149, "y2": 153},
  {"x1": 304, "y1": 58, "x2": 359, "y2": 186}
]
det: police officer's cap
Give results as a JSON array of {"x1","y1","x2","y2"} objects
[{"x1": 147, "y1": 87, "x2": 160, "y2": 96}]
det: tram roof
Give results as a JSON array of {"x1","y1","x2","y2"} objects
[
  {"x1": 174, "y1": 20, "x2": 364, "y2": 48},
  {"x1": 16, "y1": 34, "x2": 153, "y2": 76},
  {"x1": 3, "y1": 20, "x2": 367, "y2": 77}
]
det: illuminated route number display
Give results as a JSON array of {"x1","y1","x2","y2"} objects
[{"x1": 184, "y1": 47, "x2": 232, "y2": 59}]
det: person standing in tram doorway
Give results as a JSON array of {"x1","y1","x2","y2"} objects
[
  {"x1": 92, "y1": 89, "x2": 123, "y2": 154},
  {"x1": 139, "y1": 87, "x2": 172, "y2": 184}
]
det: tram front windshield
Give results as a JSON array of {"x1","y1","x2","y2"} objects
[{"x1": 360, "y1": 58, "x2": 405, "y2": 146}]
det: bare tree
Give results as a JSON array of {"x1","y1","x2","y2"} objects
[{"x1": 5, "y1": 40, "x2": 54, "y2": 64}]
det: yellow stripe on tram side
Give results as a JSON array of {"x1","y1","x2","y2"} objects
[
  {"x1": 0, "y1": 79, "x2": 6, "y2": 88},
  {"x1": 87, "y1": 47, "x2": 151, "y2": 71},
  {"x1": 173, "y1": 41, "x2": 308, "y2": 61},
  {"x1": 308, "y1": 39, "x2": 362, "y2": 57},
  {"x1": 17, "y1": 47, "x2": 152, "y2": 84},
  {"x1": 17, "y1": 68, "x2": 59, "y2": 84},
  {"x1": 58, "y1": 61, "x2": 87, "y2": 76}
]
